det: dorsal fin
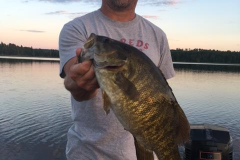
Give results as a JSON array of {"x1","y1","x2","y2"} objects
[{"x1": 174, "y1": 102, "x2": 190, "y2": 144}]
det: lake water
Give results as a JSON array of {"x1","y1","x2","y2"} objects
[{"x1": 0, "y1": 58, "x2": 239, "y2": 160}]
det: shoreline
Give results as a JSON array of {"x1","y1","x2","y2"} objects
[
  {"x1": 0, "y1": 56, "x2": 59, "y2": 61},
  {"x1": 1, "y1": 56, "x2": 240, "y2": 66}
]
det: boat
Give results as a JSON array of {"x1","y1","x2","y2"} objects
[{"x1": 184, "y1": 124, "x2": 233, "y2": 160}]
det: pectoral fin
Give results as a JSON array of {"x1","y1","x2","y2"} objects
[
  {"x1": 114, "y1": 72, "x2": 139, "y2": 100},
  {"x1": 102, "y1": 90, "x2": 111, "y2": 114}
]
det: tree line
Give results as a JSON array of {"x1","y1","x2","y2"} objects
[
  {"x1": 0, "y1": 42, "x2": 59, "y2": 58},
  {"x1": 171, "y1": 48, "x2": 240, "y2": 64},
  {"x1": 1, "y1": 42, "x2": 240, "y2": 64}
]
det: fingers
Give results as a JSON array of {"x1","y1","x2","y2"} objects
[
  {"x1": 88, "y1": 78, "x2": 99, "y2": 90},
  {"x1": 63, "y1": 48, "x2": 99, "y2": 100},
  {"x1": 69, "y1": 57, "x2": 99, "y2": 91},
  {"x1": 70, "y1": 60, "x2": 92, "y2": 77},
  {"x1": 76, "y1": 48, "x2": 82, "y2": 56},
  {"x1": 75, "y1": 48, "x2": 82, "y2": 63}
]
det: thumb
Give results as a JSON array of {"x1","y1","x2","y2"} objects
[
  {"x1": 76, "y1": 48, "x2": 82, "y2": 57},
  {"x1": 76, "y1": 48, "x2": 83, "y2": 63}
]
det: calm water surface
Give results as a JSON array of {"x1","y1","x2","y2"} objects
[{"x1": 0, "y1": 59, "x2": 239, "y2": 160}]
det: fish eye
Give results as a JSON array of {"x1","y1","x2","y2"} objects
[{"x1": 102, "y1": 37, "x2": 110, "y2": 43}]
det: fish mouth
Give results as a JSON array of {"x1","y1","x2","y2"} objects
[
  {"x1": 94, "y1": 61, "x2": 126, "y2": 71},
  {"x1": 104, "y1": 64, "x2": 125, "y2": 70}
]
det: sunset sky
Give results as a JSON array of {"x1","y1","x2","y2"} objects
[{"x1": 0, "y1": 0, "x2": 239, "y2": 51}]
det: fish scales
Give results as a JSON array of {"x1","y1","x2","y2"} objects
[{"x1": 80, "y1": 33, "x2": 190, "y2": 160}]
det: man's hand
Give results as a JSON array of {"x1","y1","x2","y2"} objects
[{"x1": 63, "y1": 48, "x2": 99, "y2": 101}]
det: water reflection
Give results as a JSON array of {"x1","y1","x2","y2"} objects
[
  {"x1": 0, "y1": 60, "x2": 71, "y2": 160},
  {"x1": 0, "y1": 59, "x2": 239, "y2": 160},
  {"x1": 170, "y1": 64, "x2": 240, "y2": 159}
]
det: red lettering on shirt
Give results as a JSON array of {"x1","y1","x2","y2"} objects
[
  {"x1": 136, "y1": 40, "x2": 143, "y2": 47},
  {"x1": 120, "y1": 38, "x2": 126, "y2": 43},
  {"x1": 144, "y1": 43, "x2": 149, "y2": 49},
  {"x1": 129, "y1": 39, "x2": 134, "y2": 46},
  {"x1": 119, "y1": 38, "x2": 150, "y2": 52}
]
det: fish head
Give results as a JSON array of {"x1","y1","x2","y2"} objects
[
  {"x1": 81, "y1": 33, "x2": 128, "y2": 72},
  {"x1": 81, "y1": 33, "x2": 140, "y2": 102}
]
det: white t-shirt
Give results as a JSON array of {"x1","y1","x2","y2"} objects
[{"x1": 59, "y1": 9, "x2": 175, "y2": 160}]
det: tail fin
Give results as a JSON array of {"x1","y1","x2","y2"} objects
[
  {"x1": 175, "y1": 103, "x2": 190, "y2": 145},
  {"x1": 134, "y1": 137, "x2": 154, "y2": 160},
  {"x1": 155, "y1": 147, "x2": 181, "y2": 160}
]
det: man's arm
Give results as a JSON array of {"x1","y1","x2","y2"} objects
[{"x1": 63, "y1": 48, "x2": 99, "y2": 101}]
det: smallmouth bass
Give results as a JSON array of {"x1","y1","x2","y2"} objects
[{"x1": 79, "y1": 33, "x2": 190, "y2": 160}]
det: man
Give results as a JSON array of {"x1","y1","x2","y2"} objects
[{"x1": 59, "y1": 0, "x2": 175, "y2": 159}]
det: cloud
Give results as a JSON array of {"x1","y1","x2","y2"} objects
[
  {"x1": 45, "y1": 10, "x2": 68, "y2": 15},
  {"x1": 68, "y1": 12, "x2": 89, "y2": 17},
  {"x1": 37, "y1": 0, "x2": 99, "y2": 3},
  {"x1": 139, "y1": 0, "x2": 179, "y2": 5},
  {"x1": 45, "y1": 10, "x2": 88, "y2": 19},
  {"x1": 36, "y1": 0, "x2": 179, "y2": 6},
  {"x1": 19, "y1": 30, "x2": 45, "y2": 33}
]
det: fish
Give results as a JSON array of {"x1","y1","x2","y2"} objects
[{"x1": 79, "y1": 33, "x2": 190, "y2": 160}]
